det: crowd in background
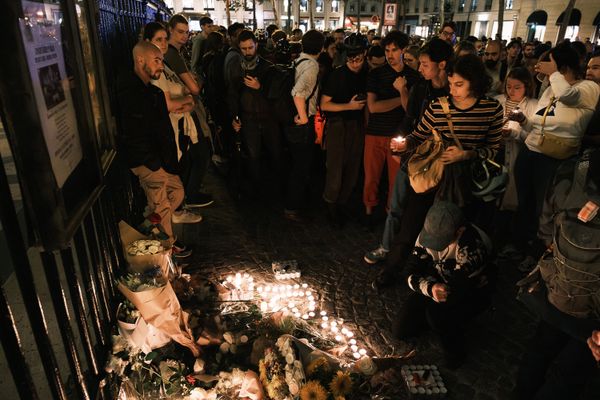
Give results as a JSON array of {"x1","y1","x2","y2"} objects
[{"x1": 115, "y1": 15, "x2": 600, "y2": 400}]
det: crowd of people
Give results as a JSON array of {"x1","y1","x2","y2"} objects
[{"x1": 115, "y1": 15, "x2": 600, "y2": 399}]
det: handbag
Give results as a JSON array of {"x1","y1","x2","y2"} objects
[
  {"x1": 536, "y1": 97, "x2": 580, "y2": 160},
  {"x1": 408, "y1": 96, "x2": 462, "y2": 193}
]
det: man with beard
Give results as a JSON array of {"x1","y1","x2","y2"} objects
[
  {"x1": 483, "y1": 40, "x2": 507, "y2": 96},
  {"x1": 117, "y1": 42, "x2": 201, "y2": 249},
  {"x1": 522, "y1": 42, "x2": 537, "y2": 74},
  {"x1": 332, "y1": 28, "x2": 346, "y2": 68},
  {"x1": 230, "y1": 30, "x2": 281, "y2": 197}
]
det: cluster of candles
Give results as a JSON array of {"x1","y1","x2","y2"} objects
[
  {"x1": 221, "y1": 273, "x2": 369, "y2": 359},
  {"x1": 223, "y1": 273, "x2": 255, "y2": 301},
  {"x1": 253, "y1": 281, "x2": 368, "y2": 360}
]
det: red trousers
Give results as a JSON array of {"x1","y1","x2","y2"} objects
[{"x1": 363, "y1": 134, "x2": 400, "y2": 209}]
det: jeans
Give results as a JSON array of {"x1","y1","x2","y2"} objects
[
  {"x1": 323, "y1": 118, "x2": 364, "y2": 205},
  {"x1": 241, "y1": 118, "x2": 283, "y2": 189},
  {"x1": 285, "y1": 121, "x2": 315, "y2": 211},
  {"x1": 179, "y1": 136, "x2": 211, "y2": 198},
  {"x1": 381, "y1": 170, "x2": 410, "y2": 251},
  {"x1": 514, "y1": 148, "x2": 562, "y2": 251}
]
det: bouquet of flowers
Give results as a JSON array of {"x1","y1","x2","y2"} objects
[
  {"x1": 118, "y1": 268, "x2": 200, "y2": 357},
  {"x1": 127, "y1": 239, "x2": 165, "y2": 256}
]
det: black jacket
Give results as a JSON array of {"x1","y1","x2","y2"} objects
[{"x1": 116, "y1": 71, "x2": 179, "y2": 174}]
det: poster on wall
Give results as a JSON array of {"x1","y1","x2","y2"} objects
[
  {"x1": 384, "y1": 3, "x2": 397, "y2": 26},
  {"x1": 18, "y1": 0, "x2": 83, "y2": 188}
]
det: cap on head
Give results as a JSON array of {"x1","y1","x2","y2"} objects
[{"x1": 419, "y1": 201, "x2": 465, "y2": 251}]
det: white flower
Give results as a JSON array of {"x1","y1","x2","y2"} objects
[
  {"x1": 187, "y1": 388, "x2": 217, "y2": 400},
  {"x1": 219, "y1": 342, "x2": 230, "y2": 353},
  {"x1": 193, "y1": 358, "x2": 205, "y2": 373},
  {"x1": 223, "y1": 332, "x2": 234, "y2": 344},
  {"x1": 288, "y1": 379, "x2": 300, "y2": 395}
]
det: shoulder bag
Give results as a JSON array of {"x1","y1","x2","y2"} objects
[
  {"x1": 408, "y1": 96, "x2": 462, "y2": 194},
  {"x1": 536, "y1": 97, "x2": 580, "y2": 160}
]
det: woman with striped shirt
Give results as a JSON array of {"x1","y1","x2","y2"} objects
[{"x1": 373, "y1": 54, "x2": 503, "y2": 291}]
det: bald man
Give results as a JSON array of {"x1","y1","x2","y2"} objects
[
  {"x1": 117, "y1": 41, "x2": 200, "y2": 250},
  {"x1": 482, "y1": 40, "x2": 507, "y2": 96}
]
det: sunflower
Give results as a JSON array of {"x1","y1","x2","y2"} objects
[
  {"x1": 259, "y1": 359, "x2": 268, "y2": 385},
  {"x1": 306, "y1": 357, "x2": 330, "y2": 377},
  {"x1": 299, "y1": 380, "x2": 328, "y2": 400},
  {"x1": 330, "y1": 371, "x2": 352, "y2": 397}
]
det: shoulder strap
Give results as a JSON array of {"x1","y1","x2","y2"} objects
[
  {"x1": 540, "y1": 96, "x2": 558, "y2": 137},
  {"x1": 438, "y1": 96, "x2": 463, "y2": 150}
]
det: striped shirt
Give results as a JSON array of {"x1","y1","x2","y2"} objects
[{"x1": 408, "y1": 96, "x2": 504, "y2": 160}]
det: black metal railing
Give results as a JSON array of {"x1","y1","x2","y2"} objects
[{"x1": 0, "y1": 1, "x2": 170, "y2": 399}]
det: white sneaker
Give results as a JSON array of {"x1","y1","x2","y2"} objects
[{"x1": 172, "y1": 210, "x2": 203, "y2": 224}]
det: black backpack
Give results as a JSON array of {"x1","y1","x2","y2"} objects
[{"x1": 266, "y1": 58, "x2": 310, "y2": 125}]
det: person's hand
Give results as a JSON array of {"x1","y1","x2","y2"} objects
[
  {"x1": 393, "y1": 75, "x2": 407, "y2": 92},
  {"x1": 348, "y1": 94, "x2": 367, "y2": 110},
  {"x1": 390, "y1": 136, "x2": 407, "y2": 152},
  {"x1": 294, "y1": 114, "x2": 309, "y2": 125},
  {"x1": 507, "y1": 109, "x2": 525, "y2": 123},
  {"x1": 243, "y1": 75, "x2": 261, "y2": 90},
  {"x1": 587, "y1": 330, "x2": 600, "y2": 362},
  {"x1": 440, "y1": 145, "x2": 468, "y2": 164},
  {"x1": 535, "y1": 54, "x2": 558, "y2": 77},
  {"x1": 431, "y1": 283, "x2": 450, "y2": 303},
  {"x1": 232, "y1": 118, "x2": 242, "y2": 132}
]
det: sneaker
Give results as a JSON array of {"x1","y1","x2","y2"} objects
[
  {"x1": 364, "y1": 245, "x2": 389, "y2": 264},
  {"x1": 172, "y1": 209, "x2": 203, "y2": 224},
  {"x1": 172, "y1": 240, "x2": 192, "y2": 258},
  {"x1": 185, "y1": 192, "x2": 214, "y2": 208},
  {"x1": 518, "y1": 255, "x2": 537, "y2": 273}
]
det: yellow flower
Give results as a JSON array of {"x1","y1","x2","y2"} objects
[
  {"x1": 306, "y1": 357, "x2": 330, "y2": 377},
  {"x1": 299, "y1": 380, "x2": 328, "y2": 400},
  {"x1": 330, "y1": 371, "x2": 352, "y2": 397},
  {"x1": 259, "y1": 360, "x2": 268, "y2": 385}
]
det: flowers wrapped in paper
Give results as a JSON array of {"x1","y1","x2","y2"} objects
[
  {"x1": 119, "y1": 220, "x2": 175, "y2": 278},
  {"x1": 118, "y1": 271, "x2": 200, "y2": 357},
  {"x1": 116, "y1": 301, "x2": 171, "y2": 354}
]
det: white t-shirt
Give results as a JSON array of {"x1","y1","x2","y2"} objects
[{"x1": 524, "y1": 72, "x2": 600, "y2": 153}]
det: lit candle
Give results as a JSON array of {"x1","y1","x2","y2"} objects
[
  {"x1": 331, "y1": 321, "x2": 337, "y2": 327},
  {"x1": 331, "y1": 326, "x2": 339, "y2": 333},
  {"x1": 322, "y1": 316, "x2": 329, "y2": 321},
  {"x1": 353, "y1": 352, "x2": 361, "y2": 359},
  {"x1": 293, "y1": 284, "x2": 300, "y2": 289},
  {"x1": 320, "y1": 311, "x2": 327, "y2": 316},
  {"x1": 341, "y1": 328, "x2": 348, "y2": 334},
  {"x1": 359, "y1": 349, "x2": 367, "y2": 356},
  {"x1": 349, "y1": 339, "x2": 357, "y2": 345},
  {"x1": 306, "y1": 291, "x2": 312, "y2": 297},
  {"x1": 302, "y1": 314, "x2": 309, "y2": 320},
  {"x1": 335, "y1": 335, "x2": 343, "y2": 341},
  {"x1": 260, "y1": 302, "x2": 268, "y2": 312},
  {"x1": 351, "y1": 345, "x2": 358, "y2": 352},
  {"x1": 321, "y1": 322, "x2": 328, "y2": 329},
  {"x1": 302, "y1": 283, "x2": 308, "y2": 288},
  {"x1": 294, "y1": 312, "x2": 301, "y2": 318},
  {"x1": 346, "y1": 331, "x2": 354, "y2": 338},
  {"x1": 308, "y1": 312, "x2": 315, "y2": 317},
  {"x1": 257, "y1": 286, "x2": 263, "y2": 293}
]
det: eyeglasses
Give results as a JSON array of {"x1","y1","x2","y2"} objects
[
  {"x1": 441, "y1": 30, "x2": 455, "y2": 37},
  {"x1": 347, "y1": 56, "x2": 365, "y2": 64}
]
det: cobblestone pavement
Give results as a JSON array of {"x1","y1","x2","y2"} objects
[{"x1": 180, "y1": 170, "x2": 600, "y2": 400}]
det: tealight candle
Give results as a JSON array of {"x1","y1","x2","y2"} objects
[
  {"x1": 331, "y1": 326, "x2": 339, "y2": 333},
  {"x1": 353, "y1": 352, "x2": 361, "y2": 359},
  {"x1": 293, "y1": 284, "x2": 300, "y2": 289},
  {"x1": 341, "y1": 328, "x2": 348, "y2": 334},
  {"x1": 349, "y1": 339, "x2": 357, "y2": 345},
  {"x1": 294, "y1": 312, "x2": 301, "y2": 318},
  {"x1": 335, "y1": 335, "x2": 343, "y2": 341},
  {"x1": 351, "y1": 345, "x2": 358, "y2": 352},
  {"x1": 321, "y1": 322, "x2": 328, "y2": 329},
  {"x1": 346, "y1": 331, "x2": 354, "y2": 338},
  {"x1": 257, "y1": 286, "x2": 263, "y2": 293},
  {"x1": 260, "y1": 302, "x2": 268, "y2": 312},
  {"x1": 291, "y1": 307, "x2": 299, "y2": 314},
  {"x1": 302, "y1": 314, "x2": 309, "y2": 320},
  {"x1": 322, "y1": 316, "x2": 329, "y2": 321},
  {"x1": 308, "y1": 312, "x2": 315, "y2": 317},
  {"x1": 331, "y1": 321, "x2": 337, "y2": 327},
  {"x1": 359, "y1": 349, "x2": 367, "y2": 356},
  {"x1": 302, "y1": 283, "x2": 308, "y2": 288},
  {"x1": 320, "y1": 311, "x2": 327, "y2": 316}
]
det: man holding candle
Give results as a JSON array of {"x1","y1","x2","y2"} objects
[{"x1": 365, "y1": 38, "x2": 454, "y2": 265}]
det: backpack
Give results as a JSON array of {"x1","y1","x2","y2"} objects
[
  {"x1": 539, "y1": 152, "x2": 600, "y2": 319},
  {"x1": 266, "y1": 58, "x2": 310, "y2": 125}
]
